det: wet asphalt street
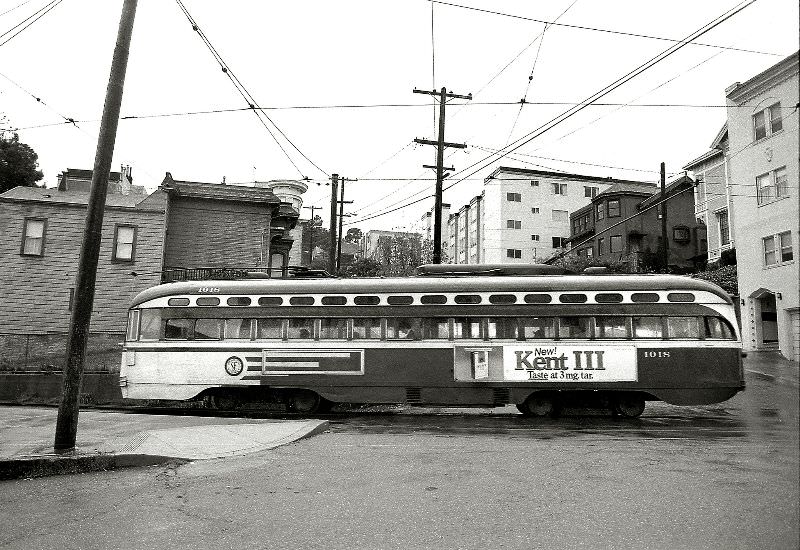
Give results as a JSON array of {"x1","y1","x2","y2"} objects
[{"x1": 1, "y1": 354, "x2": 797, "y2": 550}]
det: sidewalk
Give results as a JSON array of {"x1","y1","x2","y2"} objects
[
  {"x1": 743, "y1": 351, "x2": 800, "y2": 387},
  {"x1": 0, "y1": 406, "x2": 328, "y2": 481}
]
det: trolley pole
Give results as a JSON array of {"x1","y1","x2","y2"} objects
[
  {"x1": 660, "y1": 162, "x2": 668, "y2": 273},
  {"x1": 328, "y1": 174, "x2": 339, "y2": 275},
  {"x1": 54, "y1": 0, "x2": 138, "y2": 453},
  {"x1": 413, "y1": 86, "x2": 470, "y2": 263}
]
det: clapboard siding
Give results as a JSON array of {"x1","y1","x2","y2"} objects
[
  {"x1": 0, "y1": 200, "x2": 165, "y2": 334},
  {"x1": 164, "y1": 198, "x2": 272, "y2": 268}
]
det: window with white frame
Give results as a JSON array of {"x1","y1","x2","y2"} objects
[
  {"x1": 551, "y1": 237, "x2": 568, "y2": 248},
  {"x1": 607, "y1": 199, "x2": 621, "y2": 217},
  {"x1": 595, "y1": 203, "x2": 604, "y2": 221},
  {"x1": 552, "y1": 182, "x2": 567, "y2": 195},
  {"x1": 506, "y1": 248, "x2": 522, "y2": 259},
  {"x1": 757, "y1": 166, "x2": 789, "y2": 205},
  {"x1": 531, "y1": 234, "x2": 540, "y2": 241},
  {"x1": 753, "y1": 102, "x2": 782, "y2": 141},
  {"x1": 717, "y1": 210, "x2": 730, "y2": 245},
  {"x1": 597, "y1": 237, "x2": 605, "y2": 255},
  {"x1": 584, "y1": 186, "x2": 598, "y2": 198},
  {"x1": 506, "y1": 219, "x2": 522, "y2": 229},
  {"x1": 531, "y1": 180, "x2": 539, "y2": 187},
  {"x1": 506, "y1": 192, "x2": 522, "y2": 202},
  {"x1": 20, "y1": 218, "x2": 46, "y2": 256},
  {"x1": 113, "y1": 225, "x2": 137, "y2": 262},
  {"x1": 763, "y1": 231, "x2": 793, "y2": 266}
]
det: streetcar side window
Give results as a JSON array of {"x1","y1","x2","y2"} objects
[
  {"x1": 194, "y1": 318, "x2": 222, "y2": 340},
  {"x1": 421, "y1": 318, "x2": 449, "y2": 339},
  {"x1": 225, "y1": 319, "x2": 252, "y2": 339},
  {"x1": 453, "y1": 317, "x2": 481, "y2": 339},
  {"x1": 352, "y1": 318, "x2": 381, "y2": 339},
  {"x1": 320, "y1": 318, "x2": 348, "y2": 339},
  {"x1": 594, "y1": 316, "x2": 628, "y2": 339},
  {"x1": 387, "y1": 318, "x2": 421, "y2": 340},
  {"x1": 257, "y1": 318, "x2": 282, "y2": 339},
  {"x1": 666, "y1": 316, "x2": 700, "y2": 339},
  {"x1": 487, "y1": 318, "x2": 517, "y2": 339},
  {"x1": 139, "y1": 310, "x2": 161, "y2": 341},
  {"x1": 704, "y1": 316, "x2": 735, "y2": 340},
  {"x1": 288, "y1": 319, "x2": 314, "y2": 339},
  {"x1": 559, "y1": 317, "x2": 591, "y2": 339},
  {"x1": 164, "y1": 318, "x2": 192, "y2": 340},
  {"x1": 519, "y1": 317, "x2": 555, "y2": 339},
  {"x1": 633, "y1": 317, "x2": 663, "y2": 338}
]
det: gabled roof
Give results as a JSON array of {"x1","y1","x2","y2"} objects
[
  {"x1": 0, "y1": 186, "x2": 157, "y2": 209},
  {"x1": 682, "y1": 148, "x2": 723, "y2": 170},
  {"x1": 710, "y1": 122, "x2": 728, "y2": 150},
  {"x1": 595, "y1": 181, "x2": 658, "y2": 198},
  {"x1": 637, "y1": 175, "x2": 695, "y2": 209},
  {"x1": 160, "y1": 172, "x2": 281, "y2": 205}
]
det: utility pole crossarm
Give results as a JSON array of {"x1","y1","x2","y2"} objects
[
  {"x1": 413, "y1": 88, "x2": 473, "y2": 101},
  {"x1": 414, "y1": 138, "x2": 467, "y2": 149}
]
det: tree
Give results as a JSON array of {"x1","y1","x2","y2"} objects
[
  {"x1": 344, "y1": 227, "x2": 363, "y2": 244},
  {"x1": 0, "y1": 132, "x2": 44, "y2": 193},
  {"x1": 341, "y1": 257, "x2": 383, "y2": 278}
]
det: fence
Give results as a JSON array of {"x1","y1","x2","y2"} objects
[{"x1": 0, "y1": 332, "x2": 124, "y2": 374}]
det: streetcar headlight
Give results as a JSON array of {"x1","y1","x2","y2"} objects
[{"x1": 225, "y1": 356, "x2": 244, "y2": 376}]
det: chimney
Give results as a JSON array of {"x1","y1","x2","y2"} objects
[{"x1": 119, "y1": 164, "x2": 133, "y2": 195}]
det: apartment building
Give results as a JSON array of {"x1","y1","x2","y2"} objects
[
  {"x1": 445, "y1": 167, "x2": 653, "y2": 265},
  {"x1": 724, "y1": 51, "x2": 799, "y2": 360}
]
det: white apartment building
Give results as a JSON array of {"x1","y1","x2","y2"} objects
[
  {"x1": 684, "y1": 125, "x2": 734, "y2": 264},
  {"x1": 416, "y1": 203, "x2": 450, "y2": 258},
  {"x1": 724, "y1": 52, "x2": 799, "y2": 361},
  {"x1": 446, "y1": 167, "x2": 655, "y2": 264}
]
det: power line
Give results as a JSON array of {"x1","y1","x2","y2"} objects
[
  {"x1": 0, "y1": 70, "x2": 79, "y2": 129},
  {"x1": 350, "y1": 0, "x2": 759, "y2": 225},
  {"x1": 174, "y1": 0, "x2": 328, "y2": 178},
  {"x1": 0, "y1": 0, "x2": 32, "y2": 18},
  {"x1": 0, "y1": 0, "x2": 63, "y2": 48},
  {"x1": 430, "y1": 0, "x2": 781, "y2": 57}
]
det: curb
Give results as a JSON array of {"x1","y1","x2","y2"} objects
[{"x1": 0, "y1": 454, "x2": 186, "y2": 481}]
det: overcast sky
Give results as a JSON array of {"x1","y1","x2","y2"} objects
[{"x1": 1, "y1": 0, "x2": 797, "y2": 232}]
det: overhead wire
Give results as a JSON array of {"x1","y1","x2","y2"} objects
[
  {"x1": 350, "y1": 0, "x2": 759, "y2": 225},
  {"x1": 0, "y1": 0, "x2": 32, "y2": 18},
  {"x1": 430, "y1": 0, "x2": 781, "y2": 56},
  {"x1": 174, "y1": 0, "x2": 328, "y2": 178},
  {"x1": 0, "y1": 0, "x2": 63, "y2": 48}
]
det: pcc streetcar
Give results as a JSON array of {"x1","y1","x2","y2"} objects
[{"x1": 119, "y1": 264, "x2": 744, "y2": 417}]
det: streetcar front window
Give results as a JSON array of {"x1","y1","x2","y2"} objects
[
  {"x1": 139, "y1": 309, "x2": 161, "y2": 341},
  {"x1": 126, "y1": 310, "x2": 140, "y2": 341}
]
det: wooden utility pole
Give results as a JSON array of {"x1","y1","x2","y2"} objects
[
  {"x1": 336, "y1": 177, "x2": 356, "y2": 272},
  {"x1": 54, "y1": 0, "x2": 138, "y2": 453},
  {"x1": 328, "y1": 174, "x2": 339, "y2": 274},
  {"x1": 660, "y1": 162, "x2": 669, "y2": 273},
  {"x1": 413, "y1": 87, "x2": 471, "y2": 263},
  {"x1": 302, "y1": 205, "x2": 320, "y2": 265}
]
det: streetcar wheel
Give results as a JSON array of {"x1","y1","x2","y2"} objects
[
  {"x1": 518, "y1": 394, "x2": 557, "y2": 417},
  {"x1": 288, "y1": 390, "x2": 321, "y2": 414},
  {"x1": 214, "y1": 392, "x2": 239, "y2": 411},
  {"x1": 614, "y1": 396, "x2": 646, "y2": 418}
]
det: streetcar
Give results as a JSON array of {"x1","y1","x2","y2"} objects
[{"x1": 119, "y1": 264, "x2": 744, "y2": 417}]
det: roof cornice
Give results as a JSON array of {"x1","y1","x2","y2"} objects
[{"x1": 726, "y1": 51, "x2": 799, "y2": 104}]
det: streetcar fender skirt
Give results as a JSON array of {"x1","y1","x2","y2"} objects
[
  {"x1": 648, "y1": 386, "x2": 744, "y2": 406},
  {"x1": 121, "y1": 383, "x2": 213, "y2": 401}
]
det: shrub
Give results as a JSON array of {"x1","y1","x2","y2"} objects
[{"x1": 690, "y1": 264, "x2": 737, "y2": 294}]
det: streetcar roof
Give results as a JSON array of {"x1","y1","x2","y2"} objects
[{"x1": 129, "y1": 273, "x2": 732, "y2": 307}]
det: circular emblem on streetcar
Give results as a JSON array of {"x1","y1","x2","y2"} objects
[{"x1": 224, "y1": 356, "x2": 244, "y2": 376}]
